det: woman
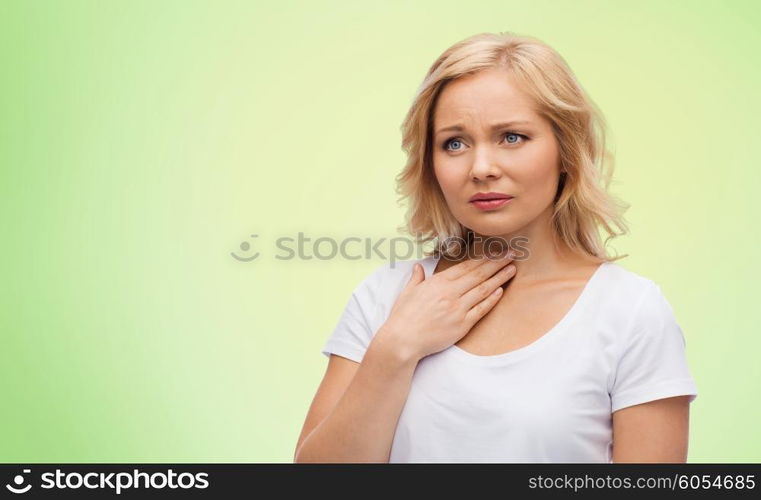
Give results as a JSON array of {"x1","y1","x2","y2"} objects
[{"x1": 294, "y1": 32, "x2": 698, "y2": 463}]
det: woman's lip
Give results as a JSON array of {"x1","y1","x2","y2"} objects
[{"x1": 470, "y1": 198, "x2": 513, "y2": 210}]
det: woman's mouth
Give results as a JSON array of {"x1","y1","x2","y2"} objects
[{"x1": 469, "y1": 197, "x2": 514, "y2": 210}]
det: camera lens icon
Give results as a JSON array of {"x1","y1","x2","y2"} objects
[{"x1": 5, "y1": 469, "x2": 32, "y2": 494}]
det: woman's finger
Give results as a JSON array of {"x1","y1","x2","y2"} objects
[
  {"x1": 460, "y1": 263, "x2": 516, "y2": 310},
  {"x1": 463, "y1": 282, "x2": 504, "y2": 328},
  {"x1": 449, "y1": 254, "x2": 514, "y2": 296}
]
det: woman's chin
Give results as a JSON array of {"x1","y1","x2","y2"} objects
[{"x1": 465, "y1": 221, "x2": 520, "y2": 238}]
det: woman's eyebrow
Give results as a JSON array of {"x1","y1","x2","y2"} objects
[{"x1": 434, "y1": 120, "x2": 533, "y2": 136}]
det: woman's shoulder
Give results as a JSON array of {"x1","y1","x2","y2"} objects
[
  {"x1": 598, "y1": 260, "x2": 661, "y2": 300},
  {"x1": 348, "y1": 256, "x2": 433, "y2": 298},
  {"x1": 595, "y1": 261, "x2": 681, "y2": 332},
  {"x1": 345, "y1": 256, "x2": 444, "y2": 319}
]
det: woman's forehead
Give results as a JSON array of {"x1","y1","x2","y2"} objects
[{"x1": 434, "y1": 72, "x2": 539, "y2": 128}]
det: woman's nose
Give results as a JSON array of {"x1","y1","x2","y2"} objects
[{"x1": 469, "y1": 146, "x2": 502, "y2": 180}]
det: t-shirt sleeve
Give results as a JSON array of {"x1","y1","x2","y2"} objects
[
  {"x1": 610, "y1": 282, "x2": 699, "y2": 413},
  {"x1": 321, "y1": 263, "x2": 389, "y2": 363}
]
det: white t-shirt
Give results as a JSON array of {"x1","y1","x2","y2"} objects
[{"x1": 321, "y1": 255, "x2": 699, "y2": 463}]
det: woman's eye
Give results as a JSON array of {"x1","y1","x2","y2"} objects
[
  {"x1": 504, "y1": 132, "x2": 527, "y2": 145},
  {"x1": 443, "y1": 138, "x2": 464, "y2": 151},
  {"x1": 442, "y1": 133, "x2": 527, "y2": 152}
]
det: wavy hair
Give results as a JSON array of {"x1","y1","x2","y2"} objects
[{"x1": 395, "y1": 32, "x2": 630, "y2": 262}]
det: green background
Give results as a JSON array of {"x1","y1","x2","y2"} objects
[{"x1": 1, "y1": 0, "x2": 759, "y2": 462}]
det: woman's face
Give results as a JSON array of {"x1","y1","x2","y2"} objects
[{"x1": 431, "y1": 67, "x2": 562, "y2": 245}]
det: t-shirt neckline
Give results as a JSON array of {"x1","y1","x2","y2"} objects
[{"x1": 420, "y1": 255, "x2": 611, "y2": 365}]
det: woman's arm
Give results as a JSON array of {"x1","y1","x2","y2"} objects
[
  {"x1": 611, "y1": 395, "x2": 691, "y2": 462},
  {"x1": 295, "y1": 256, "x2": 515, "y2": 462},
  {"x1": 294, "y1": 329, "x2": 419, "y2": 463}
]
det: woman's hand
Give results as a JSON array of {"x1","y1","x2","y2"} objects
[{"x1": 378, "y1": 252, "x2": 517, "y2": 362}]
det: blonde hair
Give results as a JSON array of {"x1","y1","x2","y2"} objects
[{"x1": 395, "y1": 31, "x2": 629, "y2": 262}]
